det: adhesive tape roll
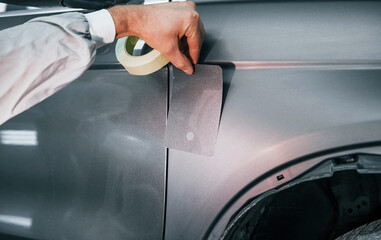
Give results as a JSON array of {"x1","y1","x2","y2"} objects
[{"x1": 115, "y1": 36, "x2": 169, "y2": 76}]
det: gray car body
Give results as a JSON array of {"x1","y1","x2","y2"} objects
[{"x1": 1, "y1": 1, "x2": 381, "y2": 239}]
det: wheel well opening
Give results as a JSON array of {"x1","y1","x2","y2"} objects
[{"x1": 222, "y1": 155, "x2": 381, "y2": 240}]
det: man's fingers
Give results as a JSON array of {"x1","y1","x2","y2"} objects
[
  {"x1": 186, "y1": 33, "x2": 201, "y2": 65},
  {"x1": 181, "y1": 1, "x2": 196, "y2": 10},
  {"x1": 185, "y1": 12, "x2": 205, "y2": 64},
  {"x1": 126, "y1": 1, "x2": 204, "y2": 75},
  {"x1": 168, "y1": 46, "x2": 194, "y2": 75}
]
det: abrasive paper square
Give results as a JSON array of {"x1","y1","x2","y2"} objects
[{"x1": 165, "y1": 64, "x2": 223, "y2": 156}]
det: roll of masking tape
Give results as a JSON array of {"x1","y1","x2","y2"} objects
[{"x1": 115, "y1": 36, "x2": 169, "y2": 76}]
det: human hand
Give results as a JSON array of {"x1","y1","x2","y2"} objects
[{"x1": 108, "y1": 2, "x2": 205, "y2": 75}]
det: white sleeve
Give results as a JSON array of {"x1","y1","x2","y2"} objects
[
  {"x1": 0, "y1": 12, "x2": 99, "y2": 125},
  {"x1": 85, "y1": 9, "x2": 116, "y2": 48}
]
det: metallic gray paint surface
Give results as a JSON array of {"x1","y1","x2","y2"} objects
[
  {"x1": 0, "y1": 68, "x2": 168, "y2": 240},
  {"x1": 0, "y1": 8, "x2": 168, "y2": 240},
  {"x1": 2, "y1": 1, "x2": 381, "y2": 240},
  {"x1": 166, "y1": 69, "x2": 381, "y2": 240},
  {"x1": 165, "y1": 1, "x2": 381, "y2": 239},
  {"x1": 198, "y1": 1, "x2": 381, "y2": 62}
]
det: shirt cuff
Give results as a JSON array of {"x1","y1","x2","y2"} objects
[{"x1": 85, "y1": 9, "x2": 116, "y2": 48}]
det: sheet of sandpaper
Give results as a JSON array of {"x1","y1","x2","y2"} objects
[{"x1": 165, "y1": 64, "x2": 223, "y2": 156}]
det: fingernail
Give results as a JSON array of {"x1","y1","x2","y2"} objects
[{"x1": 184, "y1": 69, "x2": 193, "y2": 75}]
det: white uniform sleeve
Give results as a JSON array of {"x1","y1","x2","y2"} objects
[
  {"x1": 0, "y1": 10, "x2": 116, "y2": 126},
  {"x1": 85, "y1": 9, "x2": 116, "y2": 48}
]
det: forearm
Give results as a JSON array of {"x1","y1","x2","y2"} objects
[{"x1": 0, "y1": 12, "x2": 98, "y2": 125}]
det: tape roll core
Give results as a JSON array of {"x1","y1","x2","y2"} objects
[{"x1": 115, "y1": 36, "x2": 169, "y2": 76}]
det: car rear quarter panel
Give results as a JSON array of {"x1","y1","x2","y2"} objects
[{"x1": 165, "y1": 1, "x2": 381, "y2": 239}]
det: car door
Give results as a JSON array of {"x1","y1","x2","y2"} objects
[{"x1": 0, "y1": 4, "x2": 168, "y2": 240}]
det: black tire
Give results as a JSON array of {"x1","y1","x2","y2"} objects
[{"x1": 336, "y1": 219, "x2": 381, "y2": 240}]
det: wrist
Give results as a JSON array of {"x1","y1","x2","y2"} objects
[{"x1": 108, "y1": 5, "x2": 142, "y2": 39}]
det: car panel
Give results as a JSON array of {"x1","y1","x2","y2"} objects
[
  {"x1": 0, "y1": 5, "x2": 169, "y2": 239},
  {"x1": 0, "y1": 60, "x2": 168, "y2": 240},
  {"x1": 198, "y1": 1, "x2": 381, "y2": 62},
  {"x1": 165, "y1": 1, "x2": 381, "y2": 239},
  {"x1": 1, "y1": 1, "x2": 381, "y2": 240}
]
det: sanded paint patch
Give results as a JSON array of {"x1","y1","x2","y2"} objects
[{"x1": 165, "y1": 64, "x2": 223, "y2": 156}]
